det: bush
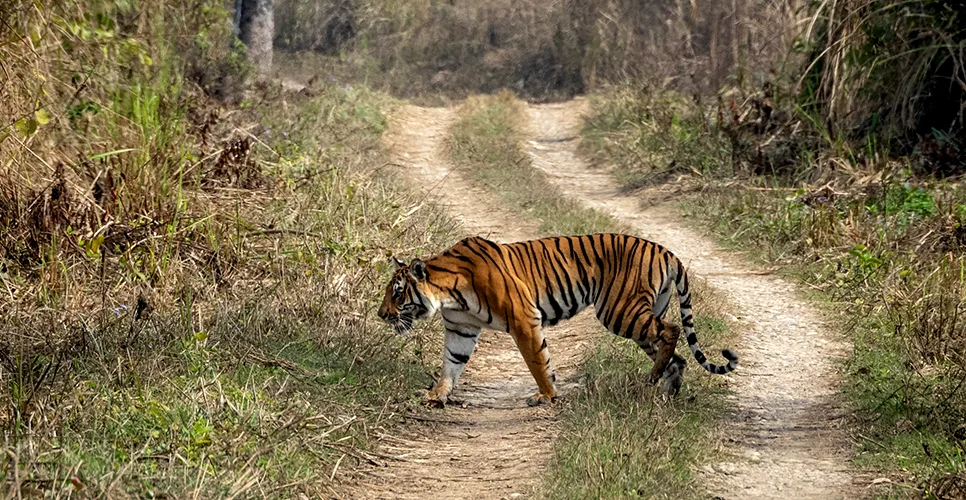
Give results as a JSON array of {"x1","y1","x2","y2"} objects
[{"x1": 801, "y1": 0, "x2": 966, "y2": 172}]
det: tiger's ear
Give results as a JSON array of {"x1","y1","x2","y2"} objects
[
  {"x1": 390, "y1": 256, "x2": 405, "y2": 269},
  {"x1": 410, "y1": 258, "x2": 428, "y2": 281}
]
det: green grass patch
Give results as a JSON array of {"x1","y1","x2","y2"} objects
[
  {"x1": 541, "y1": 309, "x2": 733, "y2": 500},
  {"x1": 580, "y1": 85, "x2": 734, "y2": 189}
]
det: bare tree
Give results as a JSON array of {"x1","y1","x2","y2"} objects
[{"x1": 238, "y1": 0, "x2": 274, "y2": 76}]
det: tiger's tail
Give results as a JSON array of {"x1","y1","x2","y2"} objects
[{"x1": 673, "y1": 258, "x2": 738, "y2": 375}]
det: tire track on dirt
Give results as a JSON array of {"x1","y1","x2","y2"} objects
[
  {"x1": 350, "y1": 105, "x2": 600, "y2": 499},
  {"x1": 522, "y1": 99, "x2": 861, "y2": 499}
]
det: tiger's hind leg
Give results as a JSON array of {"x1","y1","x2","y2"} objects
[
  {"x1": 637, "y1": 340, "x2": 687, "y2": 395},
  {"x1": 509, "y1": 316, "x2": 557, "y2": 407},
  {"x1": 621, "y1": 310, "x2": 681, "y2": 385}
]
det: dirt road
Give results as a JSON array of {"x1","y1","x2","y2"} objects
[
  {"x1": 523, "y1": 98, "x2": 859, "y2": 499},
  {"x1": 350, "y1": 105, "x2": 602, "y2": 499},
  {"x1": 354, "y1": 98, "x2": 860, "y2": 499}
]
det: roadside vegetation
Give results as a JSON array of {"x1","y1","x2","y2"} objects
[
  {"x1": 1, "y1": 2, "x2": 455, "y2": 496},
  {"x1": 447, "y1": 92, "x2": 736, "y2": 498},
  {"x1": 580, "y1": 1, "x2": 966, "y2": 495}
]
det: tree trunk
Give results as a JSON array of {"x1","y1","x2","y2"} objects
[{"x1": 239, "y1": 0, "x2": 274, "y2": 76}]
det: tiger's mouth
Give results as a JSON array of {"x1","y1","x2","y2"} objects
[{"x1": 379, "y1": 312, "x2": 414, "y2": 336}]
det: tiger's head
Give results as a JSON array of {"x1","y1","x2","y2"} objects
[{"x1": 377, "y1": 257, "x2": 438, "y2": 335}]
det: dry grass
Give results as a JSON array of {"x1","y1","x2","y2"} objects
[
  {"x1": 0, "y1": 2, "x2": 458, "y2": 496},
  {"x1": 274, "y1": 0, "x2": 582, "y2": 102},
  {"x1": 800, "y1": 0, "x2": 966, "y2": 167},
  {"x1": 272, "y1": 0, "x2": 803, "y2": 103},
  {"x1": 447, "y1": 91, "x2": 616, "y2": 235}
]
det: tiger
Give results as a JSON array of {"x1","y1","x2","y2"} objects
[{"x1": 377, "y1": 233, "x2": 737, "y2": 407}]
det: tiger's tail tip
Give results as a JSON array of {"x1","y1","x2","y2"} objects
[{"x1": 713, "y1": 349, "x2": 739, "y2": 374}]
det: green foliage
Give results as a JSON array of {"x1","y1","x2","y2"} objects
[
  {"x1": 801, "y1": 0, "x2": 966, "y2": 170},
  {"x1": 684, "y1": 182, "x2": 966, "y2": 492},
  {"x1": 867, "y1": 182, "x2": 937, "y2": 220},
  {"x1": 581, "y1": 85, "x2": 735, "y2": 188}
]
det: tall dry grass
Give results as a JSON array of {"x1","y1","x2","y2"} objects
[
  {"x1": 273, "y1": 0, "x2": 804, "y2": 102},
  {"x1": 0, "y1": 1, "x2": 457, "y2": 496},
  {"x1": 800, "y1": 0, "x2": 966, "y2": 168}
]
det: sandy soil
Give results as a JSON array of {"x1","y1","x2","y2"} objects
[
  {"x1": 523, "y1": 98, "x2": 861, "y2": 499},
  {"x1": 347, "y1": 105, "x2": 602, "y2": 499}
]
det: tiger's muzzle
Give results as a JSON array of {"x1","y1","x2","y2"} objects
[{"x1": 378, "y1": 310, "x2": 415, "y2": 335}]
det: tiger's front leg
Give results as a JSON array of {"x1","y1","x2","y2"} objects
[
  {"x1": 425, "y1": 317, "x2": 481, "y2": 408},
  {"x1": 509, "y1": 316, "x2": 557, "y2": 407}
]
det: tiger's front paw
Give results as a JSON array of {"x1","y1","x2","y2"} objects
[
  {"x1": 526, "y1": 392, "x2": 556, "y2": 407},
  {"x1": 422, "y1": 388, "x2": 447, "y2": 408}
]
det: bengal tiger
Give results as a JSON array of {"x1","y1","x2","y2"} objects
[{"x1": 377, "y1": 233, "x2": 737, "y2": 407}]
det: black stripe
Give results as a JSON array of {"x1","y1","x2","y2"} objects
[
  {"x1": 541, "y1": 241, "x2": 568, "y2": 321},
  {"x1": 534, "y1": 242, "x2": 564, "y2": 324},
  {"x1": 462, "y1": 241, "x2": 507, "y2": 325},
  {"x1": 656, "y1": 249, "x2": 668, "y2": 289},
  {"x1": 450, "y1": 253, "x2": 475, "y2": 265},
  {"x1": 553, "y1": 238, "x2": 580, "y2": 319},
  {"x1": 621, "y1": 300, "x2": 650, "y2": 338},
  {"x1": 682, "y1": 314, "x2": 694, "y2": 328},
  {"x1": 589, "y1": 235, "x2": 606, "y2": 303},
  {"x1": 694, "y1": 350, "x2": 707, "y2": 364},
  {"x1": 446, "y1": 348, "x2": 471, "y2": 364},
  {"x1": 574, "y1": 236, "x2": 594, "y2": 304},
  {"x1": 603, "y1": 236, "x2": 640, "y2": 328},
  {"x1": 427, "y1": 263, "x2": 461, "y2": 275},
  {"x1": 509, "y1": 243, "x2": 545, "y2": 320},
  {"x1": 569, "y1": 238, "x2": 590, "y2": 306},
  {"x1": 519, "y1": 242, "x2": 551, "y2": 325},
  {"x1": 446, "y1": 327, "x2": 478, "y2": 339},
  {"x1": 596, "y1": 235, "x2": 621, "y2": 317}
]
